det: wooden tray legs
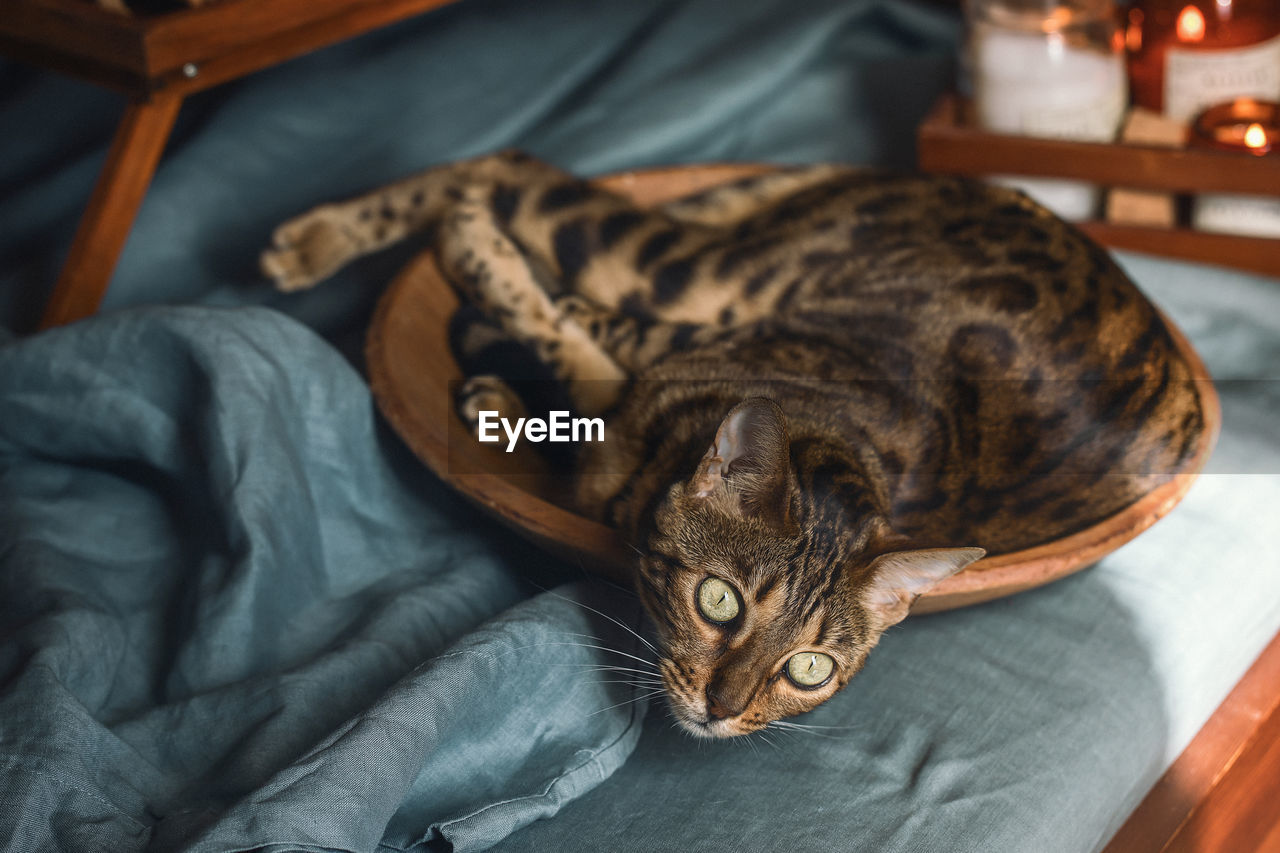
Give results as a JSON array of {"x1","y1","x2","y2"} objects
[{"x1": 39, "y1": 93, "x2": 182, "y2": 330}]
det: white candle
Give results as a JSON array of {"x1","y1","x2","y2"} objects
[
  {"x1": 1192, "y1": 193, "x2": 1280, "y2": 238},
  {"x1": 972, "y1": 22, "x2": 1127, "y2": 220}
]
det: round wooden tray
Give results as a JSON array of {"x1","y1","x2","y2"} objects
[{"x1": 366, "y1": 165, "x2": 1221, "y2": 613}]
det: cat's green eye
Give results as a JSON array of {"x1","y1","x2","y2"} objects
[
  {"x1": 696, "y1": 578, "x2": 740, "y2": 624},
  {"x1": 785, "y1": 652, "x2": 834, "y2": 688}
]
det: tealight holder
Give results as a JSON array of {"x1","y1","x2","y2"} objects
[
  {"x1": 1192, "y1": 99, "x2": 1280, "y2": 154},
  {"x1": 1190, "y1": 99, "x2": 1280, "y2": 237}
]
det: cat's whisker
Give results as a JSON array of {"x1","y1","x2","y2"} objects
[
  {"x1": 505, "y1": 640, "x2": 642, "y2": 658},
  {"x1": 526, "y1": 639, "x2": 657, "y2": 669},
  {"x1": 586, "y1": 675, "x2": 664, "y2": 684},
  {"x1": 588, "y1": 686, "x2": 663, "y2": 696},
  {"x1": 558, "y1": 555, "x2": 638, "y2": 601},
  {"x1": 560, "y1": 660, "x2": 660, "y2": 676},
  {"x1": 761, "y1": 725, "x2": 803, "y2": 741},
  {"x1": 503, "y1": 644, "x2": 659, "y2": 684},
  {"x1": 767, "y1": 720, "x2": 857, "y2": 740},
  {"x1": 586, "y1": 678, "x2": 665, "y2": 689},
  {"x1": 553, "y1": 658, "x2": 658, "y2": 673},
  {"x1": 551, "y1": 641, "x2": 657, "y2": 668},
  {"x1": 586, "y1": 689, "x2": 665, "y2": 718},
  {"x1": 560, "y1": 664, "x2": 662, "y2": 679},
  {"x1": 547, "y1": 630, "x2": 606, "y2": 641},
  {"x1": 544, "y1": 631, "x2": 661, "y2": 667},
  {"x1": 756, "y1": 731, "x2": 780, "y2": 751},
  {"x1": 552, "y1": 631, "x2": 640, "y2": 650},
  {"x1": 771, "y1": 720, "x2": 862, "y2": 731},
  {"x1": 554, "y1": 592, "x2": 660, "y2": 657},
  {"x1": 531, "y1": 583, "x2": 656, "y2": 652}
]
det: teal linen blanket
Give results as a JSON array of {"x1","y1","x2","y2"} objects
[{"x1": 0, "y1": 308, "x2": 647, "y2": 851}]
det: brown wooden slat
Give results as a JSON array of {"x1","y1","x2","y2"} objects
[
  {"x1": 1079, "y1": 223, "x2": 1280, "y2": 279},
  {"x1": 918, "y1": 94, "x2": 1280, "y2": 276},
  {"x1": 40, "y1": 93, "x2": 182, "y2": 329},
  {"x1": 0, "y1": 0, "x2": 465, "y2": 98},
  {"x1": 919, "y1": 94, "x2": 1280, "y2": 196},
  {"x1": 1105, "y1": 629, "x2": 1280, "y2": 853},
  {"x1": 1164, "y1": 694, "x2": 1280, "y2": 853},
  {"x1": 140, "y1": 0, "x2": 462, "y2": 87},
  {"x1": 0, "y1": 34, "x2": 149, "y2": 96},
  {"x1": 0, "y1": 0, "x2": 148, "y2": 95}
]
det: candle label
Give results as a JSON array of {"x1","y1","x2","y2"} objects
[
  {"x1": 1020, "y1": 85, "x2": 1127, "y2": 141},
  {"x1": 1193, "y1": 194, "x2": 1280, "y2": 239},
  {"x1": 1165, "y1": 34, "x2": 1280, "y2": 122}
]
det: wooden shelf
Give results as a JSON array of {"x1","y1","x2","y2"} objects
[
  {"x1": 0, "y1": 0, "x2": 464, "y2": 328},
  {"x1": 0, "y1": 0, "x2": 462, "y2": 98},
  {"x1": 918, "y1": 94, "x2": 1280, "y2": 278}
]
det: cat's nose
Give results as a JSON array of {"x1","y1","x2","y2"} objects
[{"x1": 705, "y1": 686, "x2": 743, "y2": 720}]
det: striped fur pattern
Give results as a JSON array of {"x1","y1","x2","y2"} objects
[{"x1": 263, "y1": 151, "x2": 1205, "y2": 737}]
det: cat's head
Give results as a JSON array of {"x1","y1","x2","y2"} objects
[{"x1": 636, "y1": 397, "x2": 983, "y2": 738}]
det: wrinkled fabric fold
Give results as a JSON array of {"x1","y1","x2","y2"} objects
[{"x1": 0, "y1": 308, "x2": 649, "y2": 852}]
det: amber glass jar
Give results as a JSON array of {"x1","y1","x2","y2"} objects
[{"x1": 1126, "y1": 0, "x2": 1280, "y2": 120}]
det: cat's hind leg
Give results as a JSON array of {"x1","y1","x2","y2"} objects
[
  {"x1": 499, "y1": 165, "x2": 850, "y2": 328},
  {"x1": 438, "y1": 189, "x2": 628, "y2": 417},
  {"x1": 658, "y1": 165, "x2": 845, "y2": 226},
  {"x1": 552, "y1": 293, "x2": 728, "y2": 373}
]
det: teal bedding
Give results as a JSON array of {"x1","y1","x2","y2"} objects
[{"x1": 1, "y1": 0, "x2": 1278, "y2": 850}]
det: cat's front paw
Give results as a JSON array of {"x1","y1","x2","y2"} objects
[
  {"x1": 457, "y1": 375, "x2": 527, "y2": 438},
  {"x1": 260, "y1": 206, "x2": 363, "y2": 291}
]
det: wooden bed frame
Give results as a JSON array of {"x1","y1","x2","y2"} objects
[
  {"x1": 1104, "y1": 631, "x2": 1280, "y2": 852},
  {"x1": 2, "y1": 2, "x2": 1277, "y2": 849}
]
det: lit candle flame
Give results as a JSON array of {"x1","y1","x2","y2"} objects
[
  {"x1": 1125, "y1": 8, "x2": 1143, "y2": 52},
  {"x1": 1244, "y1": 123, "x2": 1268, "y2": 149},
  {"x1": 1177, "y1": 5, "x2": 1206, "y2": 42}
]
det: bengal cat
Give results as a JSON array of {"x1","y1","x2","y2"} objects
[{"x1": 262, "y1": 151, "x2": 1204, "y2": 738}]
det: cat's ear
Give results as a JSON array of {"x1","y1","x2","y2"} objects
[
  {"x1": 862, "y1": 547, "x2": 985, "y2": 628},
  {"x1": 689, "y1": 397, "x2": 794, "y2": 532}
]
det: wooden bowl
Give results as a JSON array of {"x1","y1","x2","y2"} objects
[{"x1": 366, "y1": 164, "x2": 1221, "y2": 613}]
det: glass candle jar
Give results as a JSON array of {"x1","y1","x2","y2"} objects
[
  {"x1": 1189, "y1": 99, "x2": 1280, "y2": 237},
  {"x1": 969, "y1": 0, "x2": 1128, "y2": 220},
  {"x1": 1126, "y1": 0, "x2": 1280, "y2": 122}
]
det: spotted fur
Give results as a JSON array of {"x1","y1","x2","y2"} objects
[{"x1": 263, "y1": 151, "x2": 1205, "y2": 737}]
